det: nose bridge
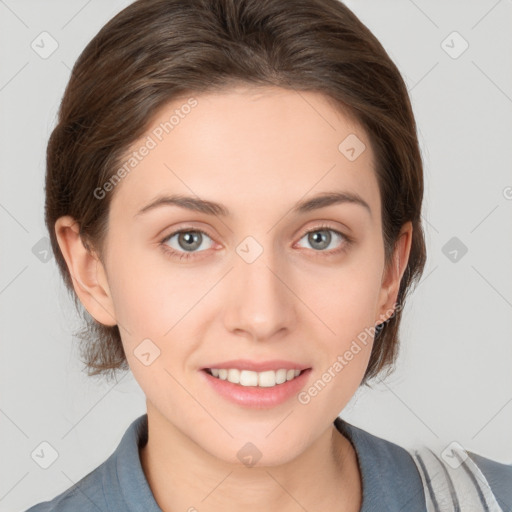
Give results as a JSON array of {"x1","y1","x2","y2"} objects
[{"x1": 223, "y1": 237, "x2": 296, "y2": 340}]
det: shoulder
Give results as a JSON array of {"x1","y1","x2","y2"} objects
[
  {"x1": 336, "y1": 416, "x2": 423, "y2": 476},
  {"x1": 24, "y1": 414, "x2": 151, "y2": 512},
  {"x1": 338, "y1": 418, "x2": 418, "y2": 470},
  {"x1": 23, "y1": 455, "x2": 113, "y2": 512},
  {"x1": 336, "y1": 417, "x2": 512, "y2": 511},
  {"x1": 335, "y1": 417, "x2": 428, "y2": 512}
]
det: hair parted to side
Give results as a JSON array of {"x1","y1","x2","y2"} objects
[{"x1": 45, "y1": 0, "x2": 426, "y2": 385}]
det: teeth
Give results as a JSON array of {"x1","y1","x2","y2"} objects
[
  {"x1": 240, "y1": 370, "x2": 259, "y2": 386},
  {"x1": 208, "y1": 368, "x2": 303, "y2": 387},
  {"x1": 227, "y1": 368, "x2": 240, "y2": 383}
]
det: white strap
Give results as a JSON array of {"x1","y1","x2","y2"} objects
[{"x1": 409, "y1": 442, "x2": 504, "y2": 512}]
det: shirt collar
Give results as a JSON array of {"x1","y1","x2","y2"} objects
[
  {"x1": 334, "y1": 416, "x2": 425, "y2": 512},
  {"x1": 109, "y1": 413, "x2": 162, "y2": 511}
]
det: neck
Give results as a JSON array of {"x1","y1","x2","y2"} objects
[{"x1": 139, "y1": 404, "x2": 361, "y2": 512}]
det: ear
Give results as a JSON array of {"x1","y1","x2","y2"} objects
[
  {"x1": 54, "y1": 215, "x2": 117, "y2": 327},
  {"x1": 375, "y1": 221, "x2": 413, "y2": 325}
]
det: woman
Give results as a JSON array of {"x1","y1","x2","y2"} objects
[{"x1": 26, "y1": 0, "x2": 511, "y2": 510}]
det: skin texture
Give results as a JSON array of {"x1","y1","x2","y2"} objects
[{"x1": 55, "y1": 85, "x2": 412, "y2": 512}]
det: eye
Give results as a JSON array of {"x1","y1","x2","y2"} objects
[
  {"x1": 160, "y1": 228, "x2": 215, "y2": 261},
  {"x1": 295, "y1": 224, "x2": 352, "y2": 255},
  {"x1": 159, "y1": 224, "x2": 353, "y2": 262}
]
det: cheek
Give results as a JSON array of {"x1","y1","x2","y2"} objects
[
  {"x1": 294, "y1": 253, "x2": 381, "y2": 403},
  {"x1": 106, "y1": 241, "x2": 182, "y2": 331},
  {"x1": 300, "y1": 255, "x2": 383, "y2": 340},
  {"x1": 108, "y1": 258, "x2": 194, "y2": 405},
  {"x1": 297, "y1": 275, "x2": 378, "y2": 418},
  {"x1": 106, "y1": 245, "x2": 209, "y2": 372}
]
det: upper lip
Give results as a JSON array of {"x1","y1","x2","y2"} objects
[{"x1": 202, "y1": 359, "x2": 311, "y2": 372}]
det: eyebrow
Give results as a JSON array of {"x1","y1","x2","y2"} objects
[{"x1": 135, "y1": 191, "x2": 372, "y2": 218}]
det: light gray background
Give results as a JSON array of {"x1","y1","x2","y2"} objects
[{"x1": 1, "y1": 1, "x2": 511, "y2": 511}]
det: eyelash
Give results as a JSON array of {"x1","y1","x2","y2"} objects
[{"x1": 159, "y1": 224, "x2": 353, "y2": 262}]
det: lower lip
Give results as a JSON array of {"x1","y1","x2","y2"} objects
[{"x1": 200, "y1": 369, "x2": 312, "y2": 409}]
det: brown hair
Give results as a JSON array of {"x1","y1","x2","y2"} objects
[{"x1": 45, "y1": 0, "x2": 427, "y2": 385}]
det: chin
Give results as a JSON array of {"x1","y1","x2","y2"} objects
[{"x1": 204, "y1": 433, "x2": 309, "y2": 469}]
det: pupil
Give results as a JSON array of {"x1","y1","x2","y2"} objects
[{"x1": 181, "y1": 231, "x2": 200, "y2": 250}]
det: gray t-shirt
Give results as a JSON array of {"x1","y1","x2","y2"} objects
[{"x1": 24, "y1": 414, "x2": 512, "y2": 511}]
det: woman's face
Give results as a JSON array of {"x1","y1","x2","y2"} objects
[{"x1": 88, "y1": 85, "x2": 409, "y2": 465}]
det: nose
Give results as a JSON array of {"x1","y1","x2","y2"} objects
[{"x1": 222, "y1": 251, "x2": 298, "y2": 342}]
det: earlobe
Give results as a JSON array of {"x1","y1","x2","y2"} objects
[
  {"x1": 54, "y1": 216, "x2": 117, "y2": 327},
  {"x1": 376, "y1": 221, "x2": 413, "y2": 325}
]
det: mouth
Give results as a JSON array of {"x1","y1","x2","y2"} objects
[
  {"x1": 203, "y1": 367, "x2": 306, "y2": 388},
  {"x1": 201, "y1": 366, "x2": 312, "y2": 409}
]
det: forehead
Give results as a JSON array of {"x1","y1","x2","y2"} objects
[{"x1": 109, "y1": 86, "x2": 380, "y2": 221}]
